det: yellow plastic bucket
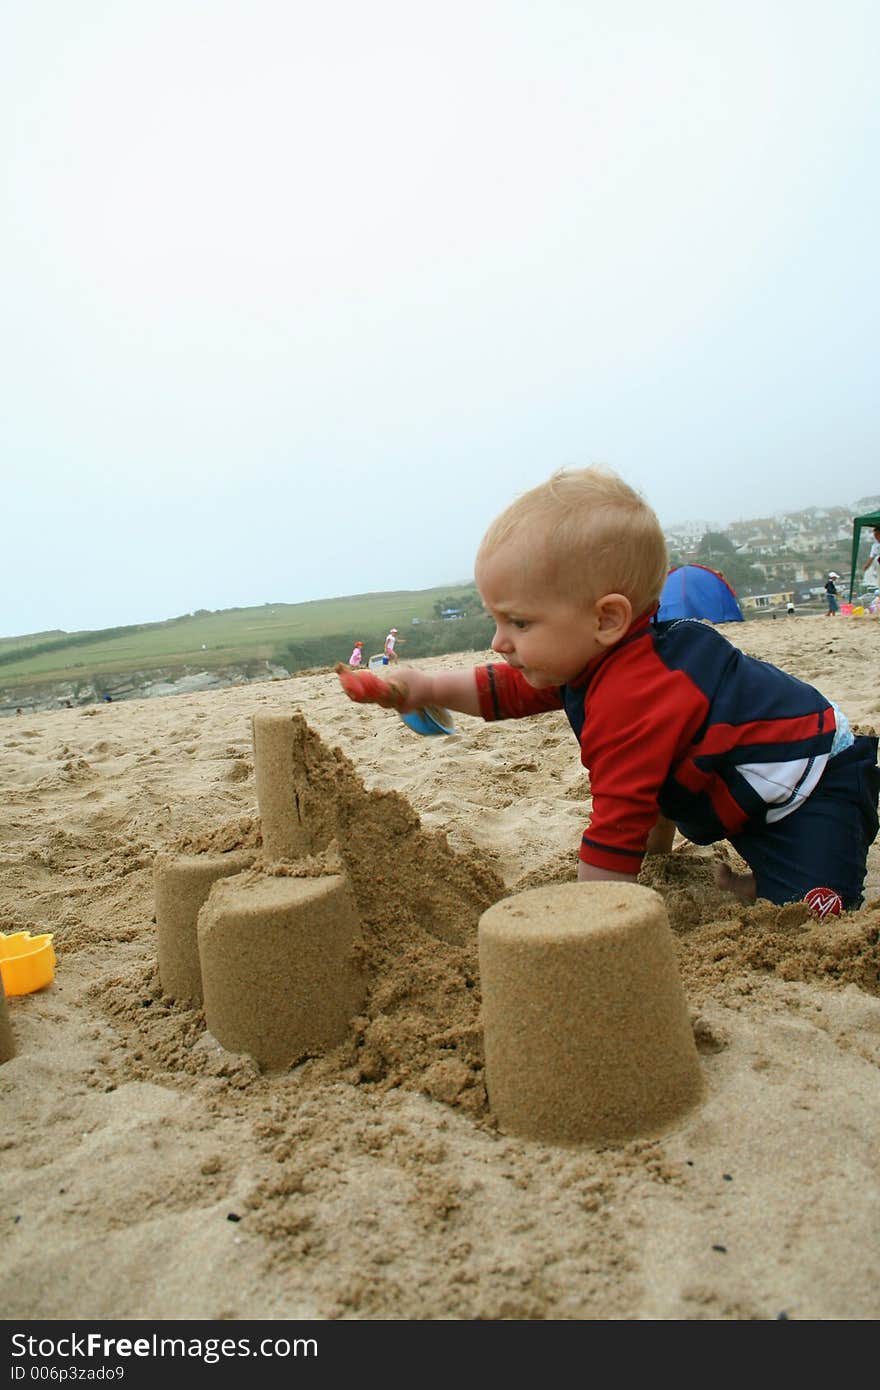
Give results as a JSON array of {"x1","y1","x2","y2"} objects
[{"x1": 0, "y1": 931, "x2": 56, "y2": 996}]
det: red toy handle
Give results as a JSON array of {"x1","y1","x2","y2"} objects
[{"x1": 334, "y1": 663, "x2": 408, "y2": 709}]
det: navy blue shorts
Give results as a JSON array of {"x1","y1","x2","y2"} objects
[{"x1": 728, "y1": 735, "x2": 880, "y2": 908}]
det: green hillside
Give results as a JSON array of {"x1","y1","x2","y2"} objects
[{"x1": 0, "y1": 584, "x2": 492, "y2": 693}]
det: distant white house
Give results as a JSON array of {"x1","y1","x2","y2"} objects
[{"x1": 740, "y1": 589, "x2": 795, "y2": 611}]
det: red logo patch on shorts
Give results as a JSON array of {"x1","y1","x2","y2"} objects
[{"x1": 803, "y1": 887, "x2": 843, "y2": 919}]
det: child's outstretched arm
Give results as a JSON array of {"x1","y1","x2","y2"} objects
[{"x1": 335, "y1": 663, "x2": 482, "y2": 717}]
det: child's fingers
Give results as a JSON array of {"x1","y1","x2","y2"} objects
[{"x1": 334, "y1": 663, "x2": 408, "y2": 709}]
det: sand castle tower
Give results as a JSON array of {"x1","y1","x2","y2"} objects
[
  {"x1": 478, "y1": 880, "x2": 704, "y2": 1144},
  {"x1": 197, "y1": 868, "x2": 364, "y2": 1072},
  {"x1": 154, "y1": 848, "x2": 257, "y2": 1006}
]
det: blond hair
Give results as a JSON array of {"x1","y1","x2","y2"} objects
[{"x1": 476, "y1": 466, "x2": 668, "y2": 617}]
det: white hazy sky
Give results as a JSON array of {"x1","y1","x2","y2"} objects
[{"x1": 2, "y1": 0, "x2": 878, "y2": 637}]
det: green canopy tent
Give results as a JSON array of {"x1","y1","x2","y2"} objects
[{"x1": 847, "y1": 510, "x2": 880, "y2": 600}]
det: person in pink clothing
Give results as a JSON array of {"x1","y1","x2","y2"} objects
[{"x1": 348, "y1": 641, "x2": 364, "y2": 667}]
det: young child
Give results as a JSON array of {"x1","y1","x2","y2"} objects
[
  {"x1": 383, "y1": 627, "x2": 400, "y2": 663},
  {"x1": 349, "y1": 640, "x2": 364, "y2": 668},
  {"x1": 337, "y1": 468, "x2": 879, "y2": 911}
]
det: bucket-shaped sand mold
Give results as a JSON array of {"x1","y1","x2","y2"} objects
[
  {"x1": 252, "y1": 713, "x2": 316, "y2": 862},
  {"x1": 0, "y1": 984, "x2": 14, "y2": 1063},
  {"x1": 197, "y1": 871, "x2": 365, "y2": 1072},
  {"x1": 154, "y1": 850, "x2": 257, "y2": 1005},
  {"x1": 478, "y1": 881, "x2": 704, "y2": 1145}
]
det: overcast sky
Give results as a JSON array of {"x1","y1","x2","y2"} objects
[{"x1": 2, "y1": 1, "x2": 877, "y2": 638}]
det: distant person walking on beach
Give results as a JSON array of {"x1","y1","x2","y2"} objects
[
  {"x1": 349, "y1": 641, "x2": 364, "y2": 668},
  {"x1": 825, "y1": 574, "x2": 840, "y2": 616},
  {"x1": 384, "y1": 627, "x2": 402, "y2": 664}
]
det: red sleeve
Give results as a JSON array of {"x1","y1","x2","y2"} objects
[
  {"x1": 474, "y1": 663, "x2": 563, "y2": 720},
  {"x1": 578, "y1": 646, "x2": 709, "y2": 874}
]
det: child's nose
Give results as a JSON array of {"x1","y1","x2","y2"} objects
[{"x1": 491, "y1": 627, "x2": 512, "y2": 654}]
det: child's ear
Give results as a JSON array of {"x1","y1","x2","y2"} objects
[{"x1": 594, "y1": 593, "x2": 632, "y2": 646}]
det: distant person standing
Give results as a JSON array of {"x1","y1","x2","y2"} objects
[
  {"x1": 349, "y1": 640, "x2": 364, "y2": 668},
  {"x1": 825, "y1": 574, "x2": 840, "y2": 616},
  {"x1": 384, "y1": 627, "x2": 401, "y2": 664},
  {"x1": 863, "y1": 526, "x2": 880, "y2": 588}
]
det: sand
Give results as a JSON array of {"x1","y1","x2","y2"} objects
[{"x1": 2, "y1": 614, "x2": 879, "y2": 1322}]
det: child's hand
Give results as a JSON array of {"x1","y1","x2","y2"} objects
[{"x1": 335, "y1": 663, "x2": 409, "y2": 709}]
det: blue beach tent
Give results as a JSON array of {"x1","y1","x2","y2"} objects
[{"x1": 656, "y1": 564, "x2": 743, "y2": 623}]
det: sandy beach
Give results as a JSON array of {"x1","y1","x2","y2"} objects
[{"x1": 2, "y1": 613, "x2": 879, "y2": 1322}]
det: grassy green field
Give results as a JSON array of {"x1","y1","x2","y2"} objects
[{"x1": 0, "y1": 585, "x2": 477, "y2": 690}]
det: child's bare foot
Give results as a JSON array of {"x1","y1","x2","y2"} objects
[{"x1": 716, "y1": 863, "x2": 757, "y2": 902}]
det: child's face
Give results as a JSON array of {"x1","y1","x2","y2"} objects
[{"x1": 476, "y1": 548, "x2": 613, "y2": 688}]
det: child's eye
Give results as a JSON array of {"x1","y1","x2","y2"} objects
[{"x1": 511, "y1": 618, "x2": 529, "y2": 630}]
